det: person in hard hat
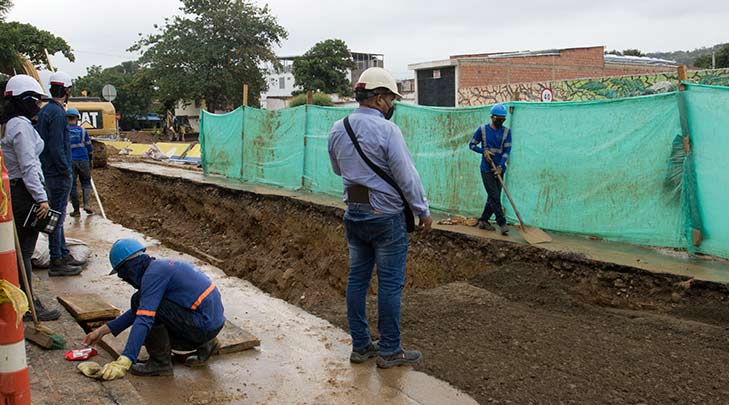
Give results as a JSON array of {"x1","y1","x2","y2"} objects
[
  {"x1": 66, "y1": 108, "x2": 93, "y2": 217},
  {"x1": 328, "y1": 67, "x2": 432, "y2": 369},
  {"x1": 34, "y1": 71, "x2": 85, "y2": 275},
  {"x1": 469, "y1": 103, "x2": 512, "y2": 235},
  {"x1": 1, "y1": 75, "x2": 70, "y2": 321},
  {"x1": 83, "y1": 239, "x2": 225, "y2": 380}
]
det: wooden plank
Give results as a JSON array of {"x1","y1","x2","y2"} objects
[
  {"x1": 98, "y1": 320, "x2": 258, "y2": 360},
  {"x1": 99, "y1": 327, "x2": 149, "y2": 362},
  {"x1": 215, "y1": 320, "x2": 260, "y2": 355},
  {"x1": 57, "y1": 294, "x2": 121, "y2": 322}
]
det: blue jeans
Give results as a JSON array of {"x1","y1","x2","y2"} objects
[
  {"x1": 45, "y1": 174, "x2": 71, "y2": 260},
  {"x1": 344, "y1": 204, "x2": 409, "y2": 356}
]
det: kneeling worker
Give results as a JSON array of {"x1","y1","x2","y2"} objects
[{"x1": 83, "y1": 239, "x2": 225, "y2": 380}]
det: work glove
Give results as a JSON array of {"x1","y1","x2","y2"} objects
[
  {"x1": 77, "y1": 361, "x2": 103, "y2": 378},
  {"x1": 492, "y1": 166, "x2": 503, "y2": 176},
  {"x1": 100, "y1": 355, "x2": 132, "y2": 381}
]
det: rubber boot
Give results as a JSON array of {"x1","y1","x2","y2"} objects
[
  {"x1": 48, "y1": 259, "x2": 82, "y2": 277},
  {"x1": 185, "y1": 337, "x2": 219, "y2": 368},
  {"x1": 82, "y1": 187, "x2": 93, "y2": 214},
  {"x1": 131, "y1": 325, "x2": 174, "y2": 376}
]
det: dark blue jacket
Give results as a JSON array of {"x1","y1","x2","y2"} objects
[
  {"x1": 35, "y1": 100, "x2": 71, "y2": 178},
  {"x1": 106, "y1": 255, "x2": 225, "y2": 362},
  {"x1": 469, "y1": 124, "x2": 512, "y2": 172}
]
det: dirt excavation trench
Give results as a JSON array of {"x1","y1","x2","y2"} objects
[{"x1": 93, "y1": 166, "x2": 729, "y2": 404}]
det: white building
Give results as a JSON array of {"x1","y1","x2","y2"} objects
[{"x1": 260, "y1": 52, "x2": 386, "y2": 110}]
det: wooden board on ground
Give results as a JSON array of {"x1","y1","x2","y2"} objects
[
  {"x1": 57, "y1": 294, "x2": 121, "y2": 322},
  {"x1": 215, "y1": 320, "x2": 260, "y2": 355},
  {"x1": 98, "y1": 320, "x2": 259, "y2": 361},
  {"x1": 99, "y1": 327, "x2": 149, "y2": 362}
]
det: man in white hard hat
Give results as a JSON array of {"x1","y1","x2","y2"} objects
[
  {"x1": 35, "y1": 71, "x2": 85, "y2": 276},
  {"x1": 328, "y1": 67, "x2": 432, "y2": 369}
]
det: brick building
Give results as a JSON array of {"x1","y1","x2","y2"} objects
[{"x1": 408, "y1": 46, "x2": 676, "y2": 107}]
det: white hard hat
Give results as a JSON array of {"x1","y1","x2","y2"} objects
[
  {"x1": 49, "y1": 71, "x2": 73, "y2": 88},
  {"x1": 355, "y1": 67, "x2": 402, "y2": 98},
  {"x1": 4, "y1": 74, "x2": 47, "y2": 98}
]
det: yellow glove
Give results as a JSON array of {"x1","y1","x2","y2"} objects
[
  {"x1": 100, "y1": 355, "x2": 132, "y2": 381},
  {"x1": 77, "y1": 361, "x2": 103, "y2": 378}
]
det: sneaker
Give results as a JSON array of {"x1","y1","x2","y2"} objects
[
  {"x1": 69, "y1": 210, "x2": 80, "y2": 218},
  {"x1": 478, "y1": 220, "x2": 495, "y2": 231},
  {"x1": 376, "y1": 349, "x2": 422, "y2": 369},
  {"x1": 23, "y1": 300, "x2": 61, "y2": 322},
  {"x1": 48, "y1": 259, "x2": 82, "y2": 277},
  {"x1": 63, "y1": 254, "x2": 87, "y2": 266},
  {"x1": 499, "y1": 224, "x2": 509, "y2": 235},
  {"x1": 350, "y1": 340, "x2": 379, "y2": 364}
]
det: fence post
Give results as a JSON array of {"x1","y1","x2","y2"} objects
[
  {"x1": 243, "y1": 84, "x2": 249, "y2": 107},
  {"x1": 676, "y1": 64, "x2": 703, "y2": 247}
]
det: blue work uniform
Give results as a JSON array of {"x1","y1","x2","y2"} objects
[{"x1": 69, "y1": 124, "x2": 92, "y2": 161}]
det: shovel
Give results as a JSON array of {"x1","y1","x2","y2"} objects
[{"x1": 485, "y1": 155, "x2": 552, "y2": 244}]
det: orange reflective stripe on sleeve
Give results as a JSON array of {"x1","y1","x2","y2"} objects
[
  {"x1": 136, "y1": 310, "x2": 156, "y2": 317},
  {"x1": 191, "y1": 283, "x2": 215, "y2": 310}
]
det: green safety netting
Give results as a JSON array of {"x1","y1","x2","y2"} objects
[
  {"x1": 684, "y1": 83, "x2": 729, "y2": 258},
  {"x1": 198, "y1": 85, "x2": 728, "y2": 258},
  {"x1": 199, "y1": 107, "x2": 243, "y2": 179},
  {"x1": 505, "y1": 93, "x2": 684, "y2": 247}
]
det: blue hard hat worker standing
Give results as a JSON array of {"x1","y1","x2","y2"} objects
[
  {"x1": 469, "y1": 103, "x2": 512, "y2": 235},
  {"x1": 83, "y1": 239, "x2": 226, "y2": 380},
  {"x1": 66, "y1": 108, "x2": 94, "y2": 217}
]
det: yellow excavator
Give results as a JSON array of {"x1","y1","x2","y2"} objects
[{"x1": 11, "y1": 54, "x2": 118, "y2": 136}]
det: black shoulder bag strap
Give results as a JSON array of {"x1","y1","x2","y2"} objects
[{"x1": 343, "y1": 116, "x2": 415, "y2": 233}]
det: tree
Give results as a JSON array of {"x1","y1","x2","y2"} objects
[
  {"x1": 0, "y1": 0, "x2": 12, "y2": 20},
  {"x1": 0, "y1": 21, "x2": 74, "y2": 74},
  {"x1": 130, "y1": 0, "x2": 287, "y2": 111},
  {"x1": 622, "y1": 49, "x2": 644, "y2": 57},
  {"x1": 693, "y1": 44, "x2": 729, "y2": 69},
  {"x1": 292, "y1": 39, "x2": 355, "y2": 96},
  {"x1": 73, "y1": 61, "x2": 156, "y2": 128},
  {"x1": 287, "y1": 92, "x2": 333, "y2": 107}
]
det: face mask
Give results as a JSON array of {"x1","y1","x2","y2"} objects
[
  {"x1": 380, "y1": 95, "x2": 395, "y2": 120},
  {"x1": 17, "y1": 95, "x2": 41, "y2": 120},
  {"x1": 493, "y1": 118, "x2": 505, "y2": 128}
]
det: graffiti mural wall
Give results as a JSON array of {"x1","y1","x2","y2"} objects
[{"x1": 457, "y1": 68, "x2": 729, "y2": 106}]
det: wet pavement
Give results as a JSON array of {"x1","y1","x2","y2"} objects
[
  {"x1": 112, "y1": 161, "x2": 729, "y2": 284},
  {"x1": 39, "y1": 209, "x2": 477, "y2": 404}
]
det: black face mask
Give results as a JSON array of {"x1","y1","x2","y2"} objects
[
  {"x1": 492, "y1": 118, "x2": 505, "y2": 129},
  {"x1": 14, "y1": 95, "x2": 41, "y2": 120},
  {"x1": 384, "y1": 105, "x2": 395, "y2": 120}
]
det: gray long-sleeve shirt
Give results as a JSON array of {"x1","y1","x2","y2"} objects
[
  {"x1": 1, "y1": 116, "x2": 48, "y2": 202},
  {"x1": 328, "y1": 107, "x2": 430, "y2": 218}
]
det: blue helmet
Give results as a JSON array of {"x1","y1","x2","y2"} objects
[
  {"x1": 66, "y1": 108, "x2": 80, "y2": 118},
  {"x1": 490, "y1": 103, "x2": 507, "y2": 117},
  {"x1": 109, "y1": 239, "x2": 146, "y2": 274}
]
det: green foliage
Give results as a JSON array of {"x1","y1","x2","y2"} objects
[
  {"x1": 693, "y1": 44, "x2": 729, "y2": 69},
  {"x1": 73, "y1": 61, "x2": 155, "y2": 127},
  {"x1": 622, "y1": 49, "x2": 644, "y2": 57},
  {"x1": 0, "y1": 21, "x2": 74, "y2": 74},
  {"x1": 292, "y1": 39, "x2": 354, "y2": 96},
  {"x1": 130, "y1": 0, "x2": 287, "y2": 111},
  {"x1": 0, "y1": 0, "x2": 12, "y2": 20},
  {"x1": 287, "y1": 92, "x2": 333, "y2": 107}
]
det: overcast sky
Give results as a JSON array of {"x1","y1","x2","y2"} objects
[{"x1": 8, "y1": 0, "x2": 729, "y2": 80}]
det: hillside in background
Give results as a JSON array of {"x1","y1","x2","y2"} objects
[{"x1": 646, "y1": 43, "x2": 728, "y2": 66}]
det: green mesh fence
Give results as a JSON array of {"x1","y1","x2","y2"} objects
[
  {"x1": 199, "y1": 107, "x2": 243, "y2": 178},
  {"x1": 198, "y1": 86, "x2": 728, "y2": 258},
  {"x1": 683, "y1": 83, "x2": 729, "y2": 258}
]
